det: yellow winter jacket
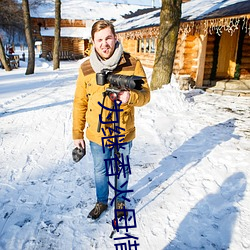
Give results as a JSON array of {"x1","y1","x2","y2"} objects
[{"x1": 72, "y1": 52, "x2": 150, "y2": 146}]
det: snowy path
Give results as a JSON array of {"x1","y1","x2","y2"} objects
[{"x1": 0, "y1": 59, "x2": 250, "y2": 249}]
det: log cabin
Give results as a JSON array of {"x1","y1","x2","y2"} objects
[
  {"x1": 31, "y1": 18, "x2": 92, "y2": 60},
  {"x1": 115, "y1": 0, "x2": 250, "y2": 93}
]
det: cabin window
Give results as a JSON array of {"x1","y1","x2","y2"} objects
[
  {"x1": 137, "y1": 38, "x2": 156, "y2": 54},
  {"x1": 150, "y1": 38, "x2": 155, "y2": 53},
  {"x1": 137, "y1": 39, "x2": 143, "y2": 53}
]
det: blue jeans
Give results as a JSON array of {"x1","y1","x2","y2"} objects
[{"x1": 90, "y1": 141, "x2": 133, "y2": 205}]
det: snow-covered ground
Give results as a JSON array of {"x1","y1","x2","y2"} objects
[{"x1": 0, "y1": 49, "x2": 249, "y2": 250}]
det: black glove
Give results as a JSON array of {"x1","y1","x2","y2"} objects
[{"x1": 72, "y1": 146, "x2": 86, "y2": 162}]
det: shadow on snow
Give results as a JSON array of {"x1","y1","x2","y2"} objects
[
  {"x1": 129, "y1": 118, "x2": 242, "y2": 248},
  {"x1": 163, "y1": 172, "x2": 247, "y2": 249},
  {"x1": 0, "y1": 100, "x2": 73, "y2": 117},
  {"x1": 130, "y1": 118, "x2": 239, "y2": 206}
]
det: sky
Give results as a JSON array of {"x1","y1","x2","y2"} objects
[{"x1": 0, "y1": 48, "x2": 249, "y2": 250}]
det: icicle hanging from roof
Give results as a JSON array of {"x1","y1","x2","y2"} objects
[
  {"x1": 179, "y1": 15, "x2": 250, "y2": 37},
  {"x1": 242, "y1": 16, "x2": 250, "y2": 36},
  {"x1": 117, "y1": 15, "x2": 250, "y2": 40},
  {"x1": 117, "y1": 26, "x2": 159, "y2": 39}
]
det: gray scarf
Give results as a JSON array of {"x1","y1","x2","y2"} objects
[{"x1": 90, "y1": 41, "x2": 123, "y2": 73}]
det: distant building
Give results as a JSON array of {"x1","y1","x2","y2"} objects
[{"x1": 31, "y1": 17, "x2": 92, "y2": 60}]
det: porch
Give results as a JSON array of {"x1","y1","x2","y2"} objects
[{"x1": 205, "y1": 79, "x2": 250, "y2": 97}]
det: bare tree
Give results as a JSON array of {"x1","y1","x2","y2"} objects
[
  {"x1": 0, "y1": 0, "x2": 24, "y2": 37},
  {"x1": 151, "y1": 0, "x2": 182, "y2": 90},
  {"x1": 22, "y1": 0, "x2": 35, "y2": 75},
  {"x1": 53, "y1": 0, "x2": 61, "y2": 70},
  {"x1": 0, "y1": 37, "x2": 11, "y2": 71},
  {"x1": 29, "y1": 0, "x2": 47, "y2": 8},
  {"x1": 0, "y1": 0, "x2": 23, "y2": 71}
]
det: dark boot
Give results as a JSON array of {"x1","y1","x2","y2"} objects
[
  {"x1": 116, "y1": 201, "x2": 128, "y2": 218},
  {"x1": 87, "y1": 202, "x2": 108, "y2": 220}
]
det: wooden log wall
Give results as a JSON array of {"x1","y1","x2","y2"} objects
[
  {"x1": 240, "y1": 35, "x2": 250, "y2": 79},
  {"x1": 173, "y1": 34, "x2": 185, "y2": 75},
  {"x1": 203, "y1": 33, "x2": 216, "y2": 82},
  {"x1": 61, "y1": 38, "x2": 74, "y2": 52},
  {"x1": 41, "y1": 37, "x2": 53, "y2": 58},
  {"x1": 41, "y1": 37, "x2": 86, "y2": 58},
  {"x1": 72, "y1": 38, "x2": 87, "y2": 56},
  {"x1": 120, "y1": 38, "x2": 156, "y2": 68},
  {"x1": 32, "y1": 18, "x2": 86, "y2": 29},
  {"x1": 120, "y1": 39, "x2": 137, "y2": 54},
  {"x1": 134, "y1": 53, "x2": 156, "y2": 68},
  {"x1": 183, "y1": 35, "x2": 198, "y2": 79},
  {"x1": 173, "y1": 34, "x2": 199, "y2": 80},
  {"x1": 120, "y1": 31, "x2": 200, "y2": 77}
]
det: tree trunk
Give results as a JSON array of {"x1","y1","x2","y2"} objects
[
  {"x1": 22, "y1": 0, "x2": 35, "y2": 75},
  {"x1": 53, "y1": 0, "x2": 61, "y2": 70},
  {"x1": 151, "y1": 0, "x2": 182, "y2": 90},
  {"x1": 0, "y1": 37, "x2": 11, "y2": 71}
]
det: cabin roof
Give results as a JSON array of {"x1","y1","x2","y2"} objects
[
  {"x1": 40, "y1": 27, "x2": 91, "y2": 39},
  {"x1": 30, "y1": 0, "x2": 151, "y2": 20},
  {"x1": 182, "y1": 0, "x2": 250, "y2": 21},
  {"x1": 115, "y1": 8, "x2": 160, "y2": 33},
  {"x1": 115, "y1": 0, "x2": 250, "y2": 32}
]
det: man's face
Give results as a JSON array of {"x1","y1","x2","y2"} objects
[{"x1": 93, "y1": 27, "x2": 117, "y2": 60}]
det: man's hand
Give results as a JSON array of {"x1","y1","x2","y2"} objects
[
  {"x1": 117, "y1": 90, "x2": 130, "y2": 104},
  {"x1": 72, "y1": 139, "x2": 86, "y2": 162},
  {"x1": 74, "y1": 139, "x2": 85, "y2": 149}
]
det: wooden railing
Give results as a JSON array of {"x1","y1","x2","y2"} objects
[{"x1": 46, "y1": 51, "x2": 83, "y2": 61}]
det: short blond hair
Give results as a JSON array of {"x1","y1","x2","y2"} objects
[{"x1": 91, "y1": 20, "x2": 116, "y2": 40}]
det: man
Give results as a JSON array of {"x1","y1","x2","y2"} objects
[{"x1": 72, "y1": 20, "x2": 150, "y2": 220}]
